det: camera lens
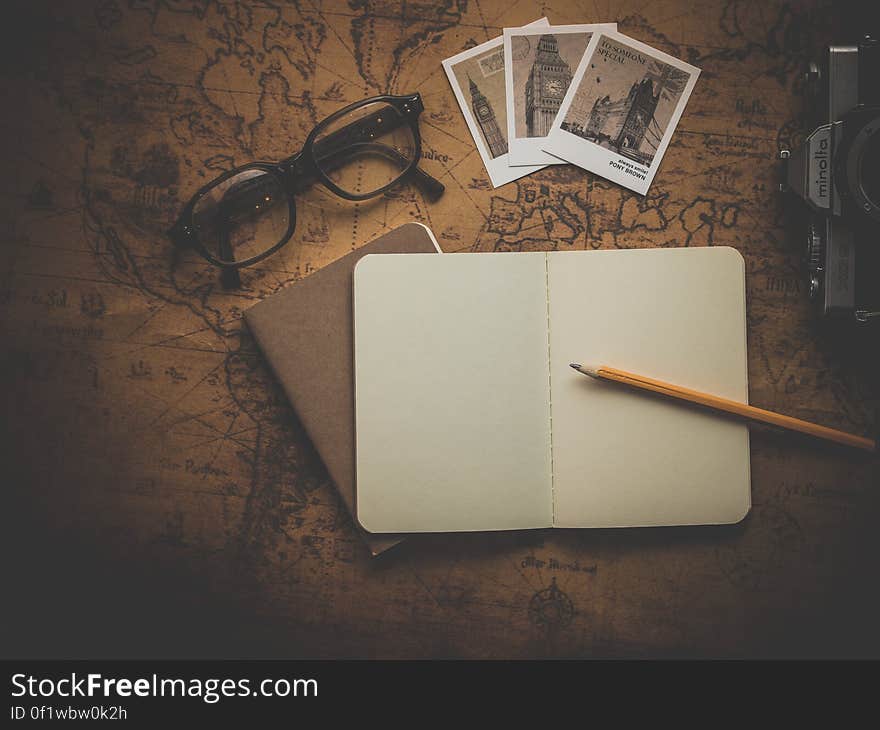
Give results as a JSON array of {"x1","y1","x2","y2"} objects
[{"x1": 860, "y1": 128, "x2": 880, "y2": 208}]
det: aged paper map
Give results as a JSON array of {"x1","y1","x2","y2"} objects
[{"x1": 2, "y1": 0, "x2": 879, "y2": 657}]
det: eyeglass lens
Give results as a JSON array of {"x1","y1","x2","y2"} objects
[
  {"x1": 192, "y1": 168, "x2": 290, "y2": 266},
  {"x1": 313, "y1": 101, "x2": 417, "y2": 197}
]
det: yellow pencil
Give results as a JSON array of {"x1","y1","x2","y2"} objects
[{"x1": 569, "y1": 363, "x2": 876, "y2": 453}]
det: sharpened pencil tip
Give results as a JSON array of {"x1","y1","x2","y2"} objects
[{"x1": 571, "y1": 363, "x2": 600, "y2": 378}]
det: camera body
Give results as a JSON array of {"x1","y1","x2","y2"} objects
[{"x1": 781, "y1": 36, "x2": 880, "y2": 325}]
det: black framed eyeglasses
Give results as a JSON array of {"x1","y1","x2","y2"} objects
[{"x1": 168, "y1": 93, "x2": 444, "y2": 287}]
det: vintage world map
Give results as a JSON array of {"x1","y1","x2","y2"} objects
[{"x1": 2, "y1": 0, "x2": 879, "y2": 657}]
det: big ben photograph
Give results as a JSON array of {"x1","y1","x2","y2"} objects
[
  {"x1": 447, "y1": 44, "x2": 511, "y2": 160},
  {"x1": 443, "y1": 19, "x2": 555, "y2": 188},
  {"x1": 503, "y1": 24, "x2": 614, "y2": 165},
  {"x1": 468, "y1": 75, "x2": 507, "y2": 158}
]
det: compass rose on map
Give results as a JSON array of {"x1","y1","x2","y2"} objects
[{"x1": 528, "y1": 578, "x2": 574, "y2": 630}]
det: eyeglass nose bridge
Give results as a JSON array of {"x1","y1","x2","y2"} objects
[
  {"x1": 283, "y1": 94, "x2": 427, "y2": 196},
  {"x1": 279, "y1": 152, "x2": 317, "y2": 193}
]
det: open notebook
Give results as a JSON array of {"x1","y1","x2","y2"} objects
[{"x1": 353, "y1": 247, "x2": 751, "y2": 533}]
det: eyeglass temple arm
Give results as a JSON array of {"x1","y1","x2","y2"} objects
[
  {"x1": 217, "y1": 224, "x2": 241, "y2": 289},
  {"x1": 303, "y1": 107, "x2": 445, "y2": 201},
  {"x1": 408, "y1": 163, "x2": 445, "y2": 202},
  {"x1": 168, "y1": 218, "x2": 193, "y2": 248},
  {"x1": 170, "y1": 190, "x2": 245, "y2": 288},
  {"x1": 167, "y1": 217, "x2": 241, "y2": 288},
  {"x1": 213, "y1": 181, "x2": 265, "y2": 288}
]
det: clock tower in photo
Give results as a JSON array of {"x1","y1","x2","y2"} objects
[
  {"x1": 524, "y1": 34, "x2": 573, "y2": 137},
  {"x1": 468, "y1": 76, "x2": 507, "y2": 159}
]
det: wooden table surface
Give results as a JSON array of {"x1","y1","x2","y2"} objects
[{"x1": 2, "y1": 0, "x2": 878, "y2": 658}]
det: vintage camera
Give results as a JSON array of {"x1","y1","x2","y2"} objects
[{"x1": 780, "y1": 35, "x2": 880, "y2": 325}]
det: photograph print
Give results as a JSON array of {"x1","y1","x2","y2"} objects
[
  {"x1": 442, "y1": 18, "x2": 549, "y2": 187},
  {"x1": 560, "y1": 36, "x2": 692, "y2": 167},
  {"x1": 543, "y1": 30, "x2": 700, "y2": 194},
  {"x1": 451, "y1": 45, "x2": 510, "y2": 160},
  {"x1": 503, "y1": 24, "x2": 615, "y2": 166}
]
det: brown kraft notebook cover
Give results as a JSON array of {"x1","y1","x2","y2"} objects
[{"x1": 243, "y1": 223, "x2": 441, "y2": 555}]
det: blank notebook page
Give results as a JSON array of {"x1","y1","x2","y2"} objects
[
  {"x1": 354, "y1": 247, "x2": 750, "y2": 533},
  {"x1": 354, "y1": 253, "x2": 554, "y2": 533},
  {"x1": 547, "y1": 247, "x2": 750, "y2": 527}
]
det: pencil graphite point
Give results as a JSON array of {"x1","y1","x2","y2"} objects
[{"x1": 571, "y1": 363, "x2": 600, "y2": 378}]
